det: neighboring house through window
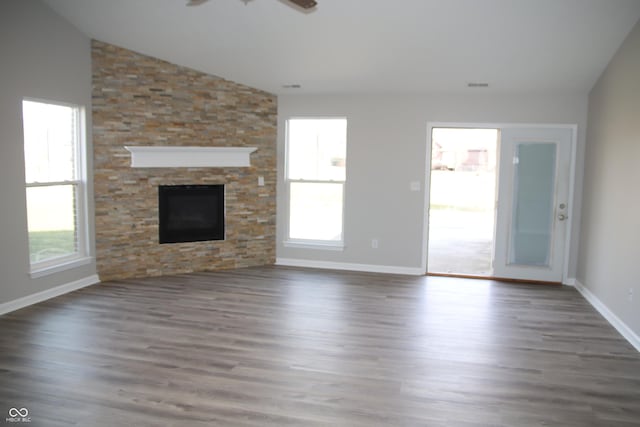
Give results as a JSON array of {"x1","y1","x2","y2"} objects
[
  {"x1": 285, "y1": 118, "x2": 347, "y2": 249},
  {"x1": 22, "y1": 99, "x2": 90, "y2": 276}
]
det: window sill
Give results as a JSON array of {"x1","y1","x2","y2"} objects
[
  {"x1": 30, "y1": 256, "x2": 93, "y2": 279},
  {"x1": 283, "y1": 240, "x2": 345, "y2": 251}
]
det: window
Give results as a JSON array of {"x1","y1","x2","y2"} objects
[
  {"x1": 22, "y1": 99, "x2": 89, "y2": 275},
  {"x1": 285, "y1": 118, "x2": 347, "y2": 248}
]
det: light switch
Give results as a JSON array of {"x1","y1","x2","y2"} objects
[
  {"x1": 410, "y1": 181, "x2": 420, "y2": 191},
  {"x1": 258, "y1": 176, "x2": 265, "y2": 186}
]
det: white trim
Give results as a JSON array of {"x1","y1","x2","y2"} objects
[
  {"x1": 562, "y1": 125, "x2": 578, "y2": 283},
  {"x1": 421, "y1": 123, "x2": 434, "y2": 274},
  {"x1": 124, "y1": 146, "x2": 257, "y2": 168},
  {"x1": 563, "y1": 277, "x2": 577, "y2": 286},
  {"x1": 276, "y1": 258, "x2": 424, "y2": 276},
  {"x1": 574, "y1": 279, "x2": 640, "y2": 352},
  {"x1": 30, "y1": 256, "x2": 93, "y2": 279},
  {"x1": 283, "y1": 240, "x2": 344, "y2": 251},
  {"x1": 0, "y1": 274, "x2": 100, "y2": 316}
]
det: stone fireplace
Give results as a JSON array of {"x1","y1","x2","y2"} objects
[{"x1": 92, "y1": 40, "x2": 277, "y2": 281}]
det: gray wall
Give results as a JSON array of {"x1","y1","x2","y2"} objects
[
  {"x1": 0, "y1": 0, "x2": 96, "y2": 305},
  {"x1": 277, "y1": 93, "x2": 588, "y2": 277},
  {"x1": 578, "y1": 20, "x2": 640, "y2": 336}
]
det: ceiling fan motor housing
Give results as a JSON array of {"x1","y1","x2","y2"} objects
[{"x1": 290, "y1": 0, "x2": 318, "y2": 9}]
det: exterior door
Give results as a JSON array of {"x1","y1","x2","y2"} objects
[{"x1": 493, "y1": 127, "x2": 572, "y2": 282}]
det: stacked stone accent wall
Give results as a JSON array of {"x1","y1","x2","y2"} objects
[{"x1": 92, "y1": 40, "x2": 277, "y2": 281}]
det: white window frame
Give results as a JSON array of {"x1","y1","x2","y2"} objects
[
  {"x1": 23, "y1": 98, "x2": 91, "y2": 277},
  {"x1": 284, "y1": 117, "x2": 347, "y2": 250}
]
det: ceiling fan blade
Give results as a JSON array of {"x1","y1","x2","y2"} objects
[
  {"x1": 288, "y1": 0, "x2": 318, "y2": 9},
  {"x1": 186, "y1": 0, "x2": 209, "y2": 6}
]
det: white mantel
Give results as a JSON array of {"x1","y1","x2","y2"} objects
[{"x1": 124, "y1": 146, "x2": 258, "y2": 168}]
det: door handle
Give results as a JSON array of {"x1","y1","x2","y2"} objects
[{"x1": 558, "y1": 214, "x2": 567, "y2": 221}]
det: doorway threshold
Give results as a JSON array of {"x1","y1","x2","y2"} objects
[{"x1": 427, "y1": 272, "x2": 561, "y2": 286}]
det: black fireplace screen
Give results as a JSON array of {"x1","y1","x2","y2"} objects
[{"x1": 158, "y1": 185, "x2": 225, "y2": 244}]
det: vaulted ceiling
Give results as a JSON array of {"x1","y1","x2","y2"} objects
[{"x1": 44, "y1": 0, "x2": 640, "y2": 95}]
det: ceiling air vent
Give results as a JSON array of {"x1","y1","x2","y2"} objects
[{"x1": 467, "y1": 82, "x2": 489, "y2": 88}]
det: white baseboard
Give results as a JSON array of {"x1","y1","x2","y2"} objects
[
  {"x1": 574, "y1": 279, "x2": 640, "y2": 352},
  {"x1": 0, "y1": 274, "x2": 100, "y2": 316},
  {"x1": 563, "y1": 277, "x2": 577, "y2": 286},
  {"x1": 276, "y1": 258, "x2": 424, "y2": 276}
]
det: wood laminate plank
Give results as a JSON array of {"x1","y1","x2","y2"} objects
[{"x1": 0, "y1": 266, "x2": 638, "y2": 426}]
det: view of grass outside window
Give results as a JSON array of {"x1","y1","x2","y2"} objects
[
  {"x1": 286, "y1": 118, "x2": 347, "y2": 244},
  {"x1": 23, "y1": 99, "x2": 85, "y2": 268},
  {"x1": 428, "y1": 128, "x2": 498, "y2": 276}
]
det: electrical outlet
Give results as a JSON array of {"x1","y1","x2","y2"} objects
[
  {"x1": 371, "y1": 239, "x2": 379, "y2": 249},
  {"x1": 629, "y1": 288, "x2": 634, "y2": 302}
]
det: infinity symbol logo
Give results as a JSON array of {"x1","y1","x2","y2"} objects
[{"x1": 8, "y1": 407, "x2": 28, "y2": 417}]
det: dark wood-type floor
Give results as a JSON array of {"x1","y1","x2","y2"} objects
[{"x1": 1, "y1": 266, "x2": 639, "y2": 426}]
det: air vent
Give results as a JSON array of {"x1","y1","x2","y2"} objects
[
  {"x1": 282, "y1": 84, "x2": 302, "y2": 89},
  {"x1": 467, "y1": 82, "x2": 489, "y2": 88}
]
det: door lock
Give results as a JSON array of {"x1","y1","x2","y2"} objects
[{"x1": 558, "y1": 214, "x2": 567, "y2": 221}]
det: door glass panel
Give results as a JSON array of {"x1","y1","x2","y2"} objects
[{"x1": 509, "y1": 143, "x2": 556, "y2": 266}]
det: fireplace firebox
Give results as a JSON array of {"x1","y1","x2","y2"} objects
[{"x1": 158, "y1": 185, "x2": 225, "y2": 244}]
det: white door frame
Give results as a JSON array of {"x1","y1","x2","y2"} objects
[{"x1": 421, "y1": 122, "x2": 578, "y2": 284}]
